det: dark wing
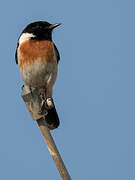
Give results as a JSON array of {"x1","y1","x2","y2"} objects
[
  {"x1": 15, "y1": 42, "x2": 19, "y2": 64},
  {"x1": 54, "y1": 44, "x2": 60, "y2": 63}
]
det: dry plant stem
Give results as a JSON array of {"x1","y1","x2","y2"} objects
[{"x1": 37, "y1": 118, "x2": 72, "y2": 180}]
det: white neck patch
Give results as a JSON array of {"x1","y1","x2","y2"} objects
[{"x1": 19, "y1": 33, "x2": 36, "y2": 44}]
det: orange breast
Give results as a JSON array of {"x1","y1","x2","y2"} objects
[{"x1": 19, "y1": 40, "x2": 54, "y2": 69}]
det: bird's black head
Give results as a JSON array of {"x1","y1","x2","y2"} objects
[{"x1": 22, "y1": 21, "x2": 61, "y2": 41}]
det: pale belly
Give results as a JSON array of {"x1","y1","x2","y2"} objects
[{"x1": 20, "y1": 60, "x2": 58, "y2": 89}]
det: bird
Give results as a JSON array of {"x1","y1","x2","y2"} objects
[{"x1": 15, "y1": 21, "x2": 61, "y2": 130}]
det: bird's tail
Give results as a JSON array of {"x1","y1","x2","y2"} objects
[{"x1": 45, "y1": 98, "x2": 60, "y2": 130}]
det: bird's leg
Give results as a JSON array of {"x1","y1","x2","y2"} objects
[{"x1": 38, "y1": 89, "x2": 46, "y2": 109}]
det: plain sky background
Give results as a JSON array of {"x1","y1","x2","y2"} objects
[{"x1": 0, "y1": 0, "x2": 135, "y2": 179}]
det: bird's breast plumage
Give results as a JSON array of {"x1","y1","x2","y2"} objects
[
  {"x1": 18, "y1": 40, "x2": 58, "y2": 88},
  {"x1": 18, "y1": 40, "x2": 56, "y2": 68}
]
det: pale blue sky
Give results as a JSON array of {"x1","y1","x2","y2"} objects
[{"x1": 0, "y1": 0, "x2": 135, "y2": 179}]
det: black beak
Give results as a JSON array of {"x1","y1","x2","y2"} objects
[{"x1": 48, "y1": 23, "x2": 62, "y2": 30}]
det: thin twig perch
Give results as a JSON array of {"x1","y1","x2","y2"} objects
[
  {"x1": 37, "y1": 118, "x2": 71, "y2": 180},
  {"x1": 21, "y1": 85, "x2": 72, "y2": 180}
]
